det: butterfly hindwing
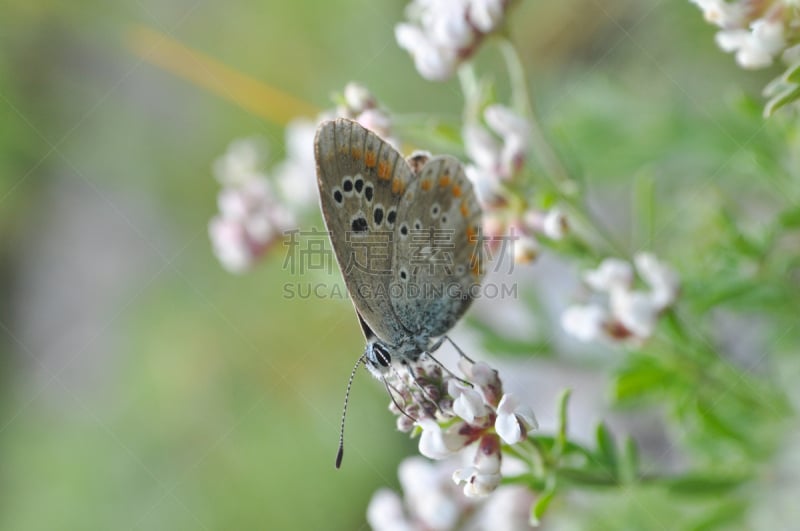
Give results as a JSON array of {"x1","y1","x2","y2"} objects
[
  {"x1": 391, "y1": 155, "x2": 485, "y2": 338},
  {"x1": 315, "y1": 118, "x2": 417, "y2": 346}
]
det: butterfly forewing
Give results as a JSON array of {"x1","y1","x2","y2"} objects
[{"x1": 315, "y1": 118, "x2": 416, "y2": 346}]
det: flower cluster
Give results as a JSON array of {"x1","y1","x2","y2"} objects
[
  {"x1": 690, "y1": 0, "x2": 799, "y2": 69},
  {"x1": 209, "y1": 83, "x2": 394, "y2": 273},
  {"x1": 463, "y1": 104, "x2": 568, "y2": 265},
  {"x1": 395, "y1": 0, "x2": 515, "y2": 81},
  {"x1": 385, "y1": 358, "x2": 537, "y2": 499},
  {"x1": 561, "y1": 253, "x2": 680, "y2": 344},
  {"x1": 368, "y1": 457, "x2": 536, "y2": 531},
  {"x1": 208, "y1": 138, "x2": 298, "y2": 273},
  {"x1": 335, "y1": 82, "x2": 398, "y2": 148}
]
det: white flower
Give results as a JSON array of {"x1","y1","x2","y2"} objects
[
  {"x1": 609, "y1": 288, "x2": 660, "y2": 339},
  {"x1": 366, "y1": 489, "x2": 414, "y2": 531},
  {"x1": 583, "y1": 258, "x2": 633, "y2": 293},
  {"x1": 470, "y1": 0, "x2": 507, "y2": 33},
  {"x1": 495, "y1": 393, "x2": 538, "y2": 445},
  {"x1": 513, "y1": 235, "x2": 539, "y2": 264},
  {"x1": 343, "y1": 82, "x2": 375, "y2": 114},
  {"x1": 561, "y1": 303, "x2": 608, "y2": 342},
  {"x1": 484, "y1": 104, "x2": 531, "y2": 178},
  {"x1": 634, "y1": 252, "x2": 679, "y2": 309},
  {"x1": 480, "y1": 485, "x2": 537, "y2": 531},
  {"x1": 395, "y1": 0, "x2": 512, "y2": 81},
  {"x1": 542, "y1": 207, "x2": 568, "y2": 240},
  {"x1": 464, "y1": 124, "x2": 501, "y2": 171},
  {"x1": 212, "y1": 137, "x2": 267, "y2": 186},
  {"x1": 418, "y1": 419, "x2": 469, "y2": 459},
  {"x1": 715, "y1": 18, "x2": 787, "y2": 69},
  {"x1": 457, "y1": 359, "x2": 502, "y2": 407},
  {"x1": 398, "y1": 458, "x2": 463, "y2": 531},
  {"x1": 452, "y1": 434, "x2": 502, "y2": 497},
  {"x1": 395, "y1": 23, "x2": 459, "y2": 81},
  {"x1": 273, "y1": 119, "x2": 317, "y2": 208},
  {"x1": 690, "y1": 0, "x2": 746, "y2": 28},
  {"x1": 448, "y1": 380, "x2": 489, "y2": 423}
]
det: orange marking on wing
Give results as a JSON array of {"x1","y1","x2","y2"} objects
[
  {"x1": 452, "y1": 185, "x2": 462, "y2": 198},
  {"x1": 438, "y1": 175, "x2": 451, "y2": 188},
  {"x1": 351, "y1": 147, "x2": 362, "y2": 160},
  {"x1": 377, "y1": 160, "x2": 390, "y2": 179},
  {"x1": 421, "y1": 179, "x2": 432, "y2": 191},
  {"x1": 471, "y1": 260, "x2": 482, "y2": 277},
  {"x1": 466, "y1": 225, "x2": 477, "y2": 243},
  {"x1": 365, "y1": 150, "x2": 377, "y2": 168},
  {"x1": 460, "y1": 201, "x2": 469, "y2": 218},
  {"x1": 392, "y1": 177, "x2": 405, "y2": 194}
]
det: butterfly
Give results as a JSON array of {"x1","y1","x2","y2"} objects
[{"x1": 314, "y1": 118, "x2": 485, "y2": 466}]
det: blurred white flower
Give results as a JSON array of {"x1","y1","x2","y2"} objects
[
  {"x1": 465, "y1": 104, "x2": 531, "y2": 185},
  {"x1": 367, "y1": 489, "x2": 414, "y2": 531},
  {"x1": 716, "y1": 19, "x2": 786, "y2": 69},
  {"x1": 583, "y1": 258, "x2": 633, "y2": 293},
  {"x1": 209, "y1": 142, "x2": 296, "y2": 273},
  {"x1": 396, "y1": 0, "x2": 513, "y2": 81},
  {"x1": 495, "y1": 393, "x2": 538, "y2": 445},
  {"x1": 691, "y1": 0, "x2": 795, "y2": 69},
  {"x1": 562, "y1": 253, "x2": 680, "y2": 344},
  {"x1": 213, "y1": 137, "x2": 267, "y2": 186},
  {"x1": 479, "y1": 485, "x2": 537, "y2": 530},
  {"x1": 542, "y1": 207, "x2": 569, "y2": 240},
  {"x1": 343, "y1": 81, "x2": 376, "y2": 114},
  {"x1": 561, "y1": 303, "x2": 608, "y2": 342},
  {"x1": 398, "y1": 458, "x2": 464, "y2": 530},
  {"x1": 368, "y1": 457, "x2": 477, "y2": 531},
  {"x1": 690, "y1": 0, "x2": 746, "y2": 28},
  {"x1": 273, "y1": 118, "x2": 317, "y2": 208},
  {"x1": 513, "y1": 234, "x2": 540, "y2": 264}
]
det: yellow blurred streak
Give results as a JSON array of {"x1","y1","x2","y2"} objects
[{"x1": 127, "y1": 25, "x2": 319, "y2": 126}]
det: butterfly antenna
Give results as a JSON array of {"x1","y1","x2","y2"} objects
[
  {"x1": 445, "y1": 335, "x2": 475, "y2": 364},
  {"x1": 336, "y1": 354, "x2": 365, "y2": 469}
]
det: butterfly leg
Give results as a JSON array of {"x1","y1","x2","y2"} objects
[
  {"x1": 384, "y1": 377, "x2": 416, "y2": 421},
  {"x1": 444, "y1": 335, "x2": 475, "y2": 364}
]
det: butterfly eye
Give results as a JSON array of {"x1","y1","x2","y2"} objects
[{"x1": 371, "y1": 343, "x2": 391, "y2": 367}]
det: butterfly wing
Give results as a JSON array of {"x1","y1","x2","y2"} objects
[
  {"x1": 315, "y1": 118, "x2": 417, "y2": 345},
  {"x1": 390, "y1": 155, "x2": 485, "y2": 338}
]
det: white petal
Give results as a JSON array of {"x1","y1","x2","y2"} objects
[
  {"x1": 561, "y1": 304, "x2": 608, "y2": 342},
  {"x1": 634, "y1": 252, "x2": 679, "y2": 309},
  {"x1": 610, "y1": 288, "x2": 659, "y2": 338},
  {"x1": 448, "y1": 381, "x2": 488, "y2": 422},
  {"x1": 583, "y1": 258, "x2": 633, "y2": 292},
  {"x1": 366, "y1": 489, "x2": 413, "y2": 531},
  {"x1": 470, "y1": 0, "x2": 506, "y2": 33},
  {"x1": 542, "y1": 207, "x2": 568, "y2": 240}
]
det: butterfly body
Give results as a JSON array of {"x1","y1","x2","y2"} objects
[{"x1": 315, "y1": 118, "x2": 484, "y2": 375}]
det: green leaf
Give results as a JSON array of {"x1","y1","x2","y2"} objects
[
  {"x1": 786, "y1": 61, "x2": 800, "y2": 83},
  {"x1": 595, "y1": 423, "x2": 618, "y2": 479},
  {"x1": 764, "y1": 84, "x2": 800, "y2": 118},
  {"x1": 613, "y1": 356, "x2": 671, "y2": 403},
  {"x1": 619, "y1": 436, "x2": 639, "y2": 485},
  {"x1": 778, "y1": 205, "x2": 800, "y2": 228},
  {"x1": 554, "y1": 389, "x2": 572, "y2": 457},
  {"x1": 530, "y1": 486, "x2": 556, "y2": 526},
  {"x1": 633, "y1": 169, "x2": 656, "y2": 248},
  {"x1": 663, "y1": 473, "x2": 747, "y2": 496}
]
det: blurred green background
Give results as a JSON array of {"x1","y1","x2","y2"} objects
[{"x1": 0, "y1": 1, "x2": 789, "y2": 529}]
